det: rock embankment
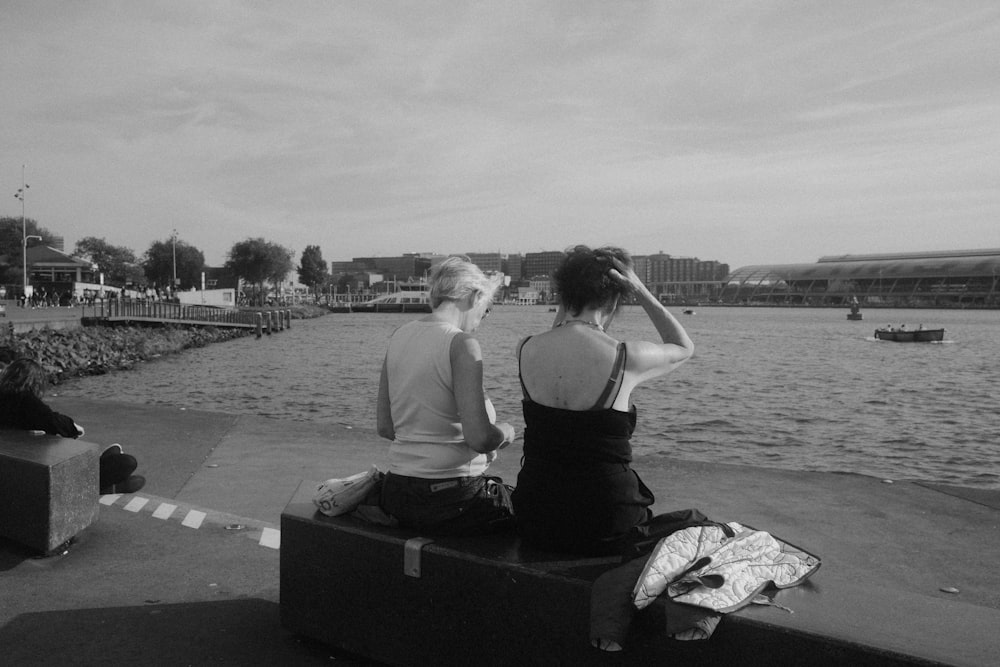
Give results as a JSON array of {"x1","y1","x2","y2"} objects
[
  {"x1": 1, "y1": 324, "x2": 250, "y2": 383},
  {"x1": 1, "y1": 304, "x2": 329, "y2": 383}
]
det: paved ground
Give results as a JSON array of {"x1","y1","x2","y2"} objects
[
  {"x1": 2, "y1": 389, "x2": 999, "y2": 665},
  {"x1": 2, "y1": 300, "x2": 85, "y2": 332}
]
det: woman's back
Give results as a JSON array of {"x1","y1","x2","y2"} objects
[{"x1": 519, "y1": 324, "x2": 630, "y2": 412}]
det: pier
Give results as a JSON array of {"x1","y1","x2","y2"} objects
[
  {"x1": 0, "y1": 299, "x2": 293, "y2": 338},
  {"x1": 85, "y1": 300, "x2": 274, "y2": 330},
  {"x1": 1, "y1": 396, "x2": 996, "y2": 665}
]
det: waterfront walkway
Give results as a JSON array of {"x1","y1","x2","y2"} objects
[{"x1": 1, "y1": 396, "x2": 998, "y2": 665}]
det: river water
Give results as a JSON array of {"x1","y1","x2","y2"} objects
[{"x1": 53, "y1": 306, "x2": 1000, "y2": 489}]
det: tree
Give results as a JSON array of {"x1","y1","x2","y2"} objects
[
  {"x1": 225, "y1": 238, "x2": 294, "y2": 304},
  {"x1": 0, "y1": 216, "x2": 59, "y2": 285},
  {"x1": 335, "y1": 273, "x2": 356, "y2": 293},
  {"x1": 297, "y1": 245, "x2": 329, "y2": 296},
  {"x1": 73, "y1": 237, "x2": 140, "y2": 286},
  {"x1": 142, "y1": 236, "x2": 206, "y2": 290}
]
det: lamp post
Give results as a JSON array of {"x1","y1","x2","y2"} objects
[
  {"x1": 13, "y1": 165, "x2": 31, "y2": 297},
  {"x1": 171, "y1": 229, "x2": 178, "y2": 291}
]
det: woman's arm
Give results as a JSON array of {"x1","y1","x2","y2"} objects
[
  {"x1": 376, "y1": 357, "x2": 396, "y2": 441},
  {"x1": 609, "y1": 265, "x2": 694, "y2": 384},
  {"x1": 20, "y1": 394, "x2": 84, "y2": 438},
  {"x1": 451, "y1": 333, "x2": 515, "y2": 453}
]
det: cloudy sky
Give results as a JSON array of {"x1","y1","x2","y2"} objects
[{"x1": 3, "y1": 1, "x2": 1000, "y2": 269}]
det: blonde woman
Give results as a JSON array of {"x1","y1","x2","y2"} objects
[{"x1": 376, "y1": 257, "x2": 515, "y2": 535}]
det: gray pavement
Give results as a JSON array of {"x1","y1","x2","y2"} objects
[
  {"x1": 2, "y1": 395, "x2": 999, "y2": 665},
  {"x1": 1, "y1": 300, "x2": 84, "y2": 333}
]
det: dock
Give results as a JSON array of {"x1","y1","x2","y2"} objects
[{"x1": 1, "y1": 396, "x2": 997, "y2": 665}]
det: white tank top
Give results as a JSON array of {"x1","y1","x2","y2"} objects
[{"x1": 385, "y1": 320, "x2": 491, "y2": 478}]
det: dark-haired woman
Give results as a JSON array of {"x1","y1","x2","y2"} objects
[
  {"x1": 512, "y1": 245, "x2": 695, "y2": 555},
  {"x1": 0, "y1": 358, "x2": 145, "y2": 494}
]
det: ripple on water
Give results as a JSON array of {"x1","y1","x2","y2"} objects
[{"x1": 54, "y1": 307, "x2": 1000, "y2": 489}]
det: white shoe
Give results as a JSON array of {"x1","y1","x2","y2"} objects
[{"x1": 101, "y1": 444, "x2": 124, "y2": 458}]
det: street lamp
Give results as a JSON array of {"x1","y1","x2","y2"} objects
[
  {"x1": 171, "y1": 229, "x2": 178, "y2": 291},
  {"x1": 13, "y1": 165, "x2": 31, "y2": 297}
]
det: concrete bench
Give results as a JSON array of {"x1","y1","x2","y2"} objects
[
  {"x1": 0, "y1": 431, "x2": 99, "y2": 554},
  {"x1": 280, "y1": 480, "x2": 998, "y2": 666}
]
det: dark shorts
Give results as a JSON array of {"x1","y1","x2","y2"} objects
[{"x1": 380, "y1": 472, "x2": 514, "y2": 537}]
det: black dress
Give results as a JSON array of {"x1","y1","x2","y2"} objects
[{"x1": 512, "y1": 342, "x2": 657, "y2": 555}]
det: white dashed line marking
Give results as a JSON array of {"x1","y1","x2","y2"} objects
[
  {"x1": 182, "y1": 509, "x2": 207, "y2": 529},
  {"x1": 124, "y1": 497, "x2": 149, "y2": 512},
  {"x1": 152, "y1": 503, "x2": 177, "y2": 520},
  {"x1": 260, "y1": 527, "x2": 281, "y2": 550},
  {"x1": 100, "y1": 494, "x2": 281, "y2": 552}
]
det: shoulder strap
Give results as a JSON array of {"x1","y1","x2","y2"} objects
[
  {"x1": 591, "y1": 342, "x2": 627, "y2": 410},
  {"x1": 516, "y1": 336, "x2": 533, "y2": 401}
]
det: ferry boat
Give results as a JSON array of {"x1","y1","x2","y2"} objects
[{"x1": 350, "y1": 286, "x2": 431, "y2": 313}]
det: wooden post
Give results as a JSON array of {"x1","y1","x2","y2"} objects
[{"x1": 256, "y1": 312, "x2": 263, "y2": 338}]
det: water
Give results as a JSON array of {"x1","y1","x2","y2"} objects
[{"x1": 53, "y1": 306, "x2": 1000, "y2": 489}]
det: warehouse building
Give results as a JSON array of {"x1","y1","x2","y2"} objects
[{"x1": 719, "y1": 249, "x2": 1000, "y2": 308}]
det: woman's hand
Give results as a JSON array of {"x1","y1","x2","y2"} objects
[
  {"x1": 496, "y1": 422, "x2": 515, "y2": 449},
  {"x1": 607, "y1": 259, "x2": 646, "y2": 295}
]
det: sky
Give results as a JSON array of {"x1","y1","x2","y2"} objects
[{"x1": 3, "y1": 1, "x2": 1000, "y2": 270}]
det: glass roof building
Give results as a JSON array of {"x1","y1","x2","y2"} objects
[{"x1": 719, "y1": 249, "x2": 1000, "y2": 308}]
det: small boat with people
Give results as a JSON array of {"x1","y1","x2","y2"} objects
[{"x1": 873, "y1": 325, "x2": 944, "y2": 342}]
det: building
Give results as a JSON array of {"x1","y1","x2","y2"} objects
[
  {"x1": 465, "y1": 252, "x2": 503, "y2": 273},
  {"x1": 25, "y1": 245, "x2": 97, "y2": 286},
  {"x1": 720, "y1": 248, "x2": 1000, "y2": 307},
  {"x1": 505, "y1": 253, "x2": 523, "y2": 282},
  {"x1": 351, "y1": 255, "x2": 432, "y2": 281},
  {"x1": 640, "y1": 252, "x2": 730, "y2": 304},
  {"x1": 523, "y1": 251, "x2": 564, "y2": 281}
]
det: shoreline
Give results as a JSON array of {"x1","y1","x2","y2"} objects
[{"x1": 0, "y1": 302, "x2": 328, "y2": 383}]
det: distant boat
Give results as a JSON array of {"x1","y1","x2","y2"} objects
[
  {"x1": 350, "y1": 288, "x2": 431, "y2": 313},
  {"x1": 683, "y1": 309, "x2": 696, "y2": 315},
  {"x1": 874, "y1": 327, "x2": 944, "y2": 342},
  {"x1": 847, "y1": 296, "x2": 863, "y2": 321}
]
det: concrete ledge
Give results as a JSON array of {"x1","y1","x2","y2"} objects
[
  {"x1": 280, "y1": 480, "x2": 998, "y2": 666},
  {"x1": 0, "y1": 431, "x2": 99, "y2": 553}
]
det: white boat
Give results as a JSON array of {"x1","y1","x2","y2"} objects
[{"x1": 350, "y1": 287, "x2": 431, "y2": 313}]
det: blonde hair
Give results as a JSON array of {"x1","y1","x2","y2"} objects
[{"x1": 429, "y1": 256, "x2": 502, "y2": 309}]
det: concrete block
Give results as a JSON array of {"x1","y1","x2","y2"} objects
[
  {"x1": 279, "y1": 480, "x2": 1000, "y2": 667},
  {"x1": 0, "y1": 431, "x2": 99, "y2": 553}
]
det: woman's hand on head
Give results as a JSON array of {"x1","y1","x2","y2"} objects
[{"x1": 607, "y1": 263, "x2": 643, "y2": 293}]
